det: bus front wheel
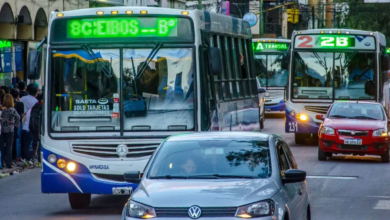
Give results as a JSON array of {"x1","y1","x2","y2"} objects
[
  {"x1": 69, "y1": 193, "x2": 91, "y2": 209},
  {"x1": 295, "y1": 133, "x2": 309, "y2": 145}
]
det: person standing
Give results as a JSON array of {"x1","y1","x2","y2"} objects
[
  {"x1": 18, "y1": 81, "x2": 28, "y2": 98},
  {"x1": 21, "y1": 84, "x2": 38, "y2": 165},
  {"x1": 11, "y1": 89, "x2": 24, "y2": 162},
  {"x1": 29, "y1": 94, "x2": 43, "y2": 166},
  {"x1": 0, "y1": 94, "x2": 20, "y2": 169}
]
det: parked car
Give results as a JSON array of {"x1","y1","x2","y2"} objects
[
  {"x1": 121, "y1": 132, "x2": 310, "y2": 220},
  {"x1": 317, "y1": 101, "x2": 390, "y2": 162}
]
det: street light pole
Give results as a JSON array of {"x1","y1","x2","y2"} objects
[{"x1": 259, "y1": 0, "x2": 263, "y2": 37}]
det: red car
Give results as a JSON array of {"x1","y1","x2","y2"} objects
[{"x1": 317, "y1": 101, "x2": 390, "y2": 163}]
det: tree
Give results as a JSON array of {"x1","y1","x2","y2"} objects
[{"x1": 334, "y1": 0, "x2": 390, "y2": 43}]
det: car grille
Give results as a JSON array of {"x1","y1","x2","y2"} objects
[
  {"x1": 154, "y1": 207, "x2": 237, "y2": 217},
  {"x1": 338, "y1": 145, "x2": 368, "y2": 151},
  {"x1": 71, "y1": 143, "x2": 159, "y2": 158},
  {"x1": 304, "y1": 105, "x2": 330, "y2": 114},
  {"x1": 338, "y1": 130, "x2": 369, "y2": 137}
]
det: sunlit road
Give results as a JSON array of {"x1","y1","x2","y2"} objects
[{"x1": 1, "y1": 115, "x2": 390, "y2": 219}]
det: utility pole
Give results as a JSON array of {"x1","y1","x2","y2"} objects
[
  {"x1": 312, "y1": 6, "x2": 315, "y2": 29},
  {"x1": 259, "y1": 0, "x2": 263, "y2": 37},
  {"x1": 198, "y1": 0, "x2": 202, "y2": 9}
]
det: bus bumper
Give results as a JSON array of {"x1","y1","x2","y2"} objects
[
  {"x1": 265, "y1": 102, "x2": 285, "y2": 112},
  {"x1": 285, "y1": 109, "x2": 320, "y2": 134},
  {"x1": 41, "y1": 148, "x2": 139, "y2": 194}
]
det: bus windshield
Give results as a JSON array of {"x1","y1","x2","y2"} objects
[
  {"x1": 50, "y1": 47, "x2": 195, "y2": 132},
  {"x1": 255, "y1": 54, "x2": 288, "y2": 88},
  {"x1": 292, "y1": 51, "x2": 376, "y2": 100}
]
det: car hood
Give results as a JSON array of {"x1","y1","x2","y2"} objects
[
  {"x1": 132, "y1": 178, "x2": 279, "y2": 207},
  {"x1": 324, "y1": 118, "x2": 386, "y2": 130}
]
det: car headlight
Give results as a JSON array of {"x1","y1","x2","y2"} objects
[
  {"x1": 236, "y1": 200, "x2": 275, "y2": 218},
  {"x1": 373, "y1": 129, "x2": 388, "y2": 137},
  {"x1": 321, "y1": 126, "x2": 335, "y2": 135},
  {"x1": 127, "y1": 200, "x2": 156, "y2": 219}
]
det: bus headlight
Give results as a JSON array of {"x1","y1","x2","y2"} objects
[
  {"x1": 57, "y1": 159, "x2": 66, "y2": 169},
  {"x1": 66, "y1": 162, "x2": 77, "y2": 172},
  {"x1": 48, "y1": 154, "x2": 57, "y2": 164},
  {"x1": 297, "y1": 113, "x2": 308, "y2": 122}
]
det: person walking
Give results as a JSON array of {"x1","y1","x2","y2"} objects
[{"x1": 0, "y1": 94, "x2": 20, "y2": 169}]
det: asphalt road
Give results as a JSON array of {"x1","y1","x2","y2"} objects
[{"x1": 1, "y1": 114, "x2": 390, "y2": 220}]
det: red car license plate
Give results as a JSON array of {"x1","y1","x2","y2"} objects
[{"x1": 344, "y1": 139, "x2": 362, "y2": 145}]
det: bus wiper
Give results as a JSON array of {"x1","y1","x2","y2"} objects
[
  {"x1": 81, "y1": 44, "x2": 112, "y2": 78},
  {"x1": 329, "y1": 115, "x2": 348, "y2": 118},
  {"x1": 150, "y1": 175, "x2": 189, "y2": 179},
  {"x1": 350, "y1": 116, "x2": 378, "y2": 120},
  {"x1": 136, "y1": 43, "x2": 163, "y2": 80},
  {"x1": 191, "y1": 174, "x2": 257, "y2": 179}
]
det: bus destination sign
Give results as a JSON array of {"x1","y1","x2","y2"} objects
[
  {"x1": 294, "y1": 35, "x2": 376, "y2": 50},
  {"x1": 253, "y1": 42, "x2": 289, "y2": 51},
  {"x1": 67, "y1": 17, "x2": 178, "y2": 39}
]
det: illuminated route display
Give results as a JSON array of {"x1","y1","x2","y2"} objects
[
  {"x1": 51, "y1": 16, "x2": 193, "y2": 43},
  {"x1": 67, "y1": 18, "x2": 178, "y2": 38},
  {"x1": 294, "y1": 34, "x2": 376, "y2": 50},
  {"x1": 253, "y1": 42, "x2": 289, "y2": 51}
]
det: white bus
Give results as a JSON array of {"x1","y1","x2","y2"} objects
[
  {"x1": 253, "y1": 38, "x2": 290, "y2": 113},
  {"x1": 285, "y1": 29, "x2": 390, "y2": 144},
  {"x1": 28, "y1": 7, "x2": 261, "y2": 209}
]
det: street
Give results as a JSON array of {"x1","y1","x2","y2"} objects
[{"x1": 1, "y1": 115, "x2": 390, "y2": 220}]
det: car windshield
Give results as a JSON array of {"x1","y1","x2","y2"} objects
[
  {"x1": 328, "y1": 103, "x2": 384, "y2": 120},
  {"x1": 292, "y1": 51, "x2": 376, "y2": 100},
  {"x1": 148, "y1": 139, "x2": 271, "y2": 178},
  {"x1": 255, "y1": 54, "x2": 288, "y2": 87},
  {"x1": 50, "y1": 48, "x2": 194, "y2": 132}
]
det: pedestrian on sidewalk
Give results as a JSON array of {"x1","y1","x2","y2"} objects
[
  {"x1": 0, "y1": 94, "x2": 21, "y2": 169},
  {"x1": 21, "y1": 84, "x2": 38, "y2": 165},
  {"x1": 11, "y1": 89, "x2": 24, "y2": 162},
  {"x1": 29, "y1": 94, "x2": 43, "y2": 166},
  {"x1": 18, "y1": 81, "x2": 28, "y2": 98}
]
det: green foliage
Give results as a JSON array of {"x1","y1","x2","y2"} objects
[{"x1": 334, "y1": 0, "x2": 390, "y2": 44}]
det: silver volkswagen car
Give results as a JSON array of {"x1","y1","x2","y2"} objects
[{"x1": 121, "y1": 132, "x2": 310, "y2": 220}]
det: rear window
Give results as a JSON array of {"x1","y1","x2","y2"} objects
[{"x1": 328, "y1": 103, "x2": 385, "y2": 120}]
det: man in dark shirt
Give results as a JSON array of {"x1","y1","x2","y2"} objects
[
  {"x1": 11, "y1": 89, "x2": 24, "y2": 162},
  {"x1": 18, "y1": 81, "x2": 28, "y2": 98}
]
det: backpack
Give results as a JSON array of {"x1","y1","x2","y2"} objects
[{"x1": 29, "y1": 103, "x2": 42, "y2": 133}]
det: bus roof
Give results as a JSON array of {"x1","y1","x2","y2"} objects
[
  {"x1": 252, "y1": 38, "x2": 291, "y2": 43},
  {"x1": 292, "y1": 29, "x2": 386, "y2": 46},
  {"x1": 49, "y1": 7, "x2": 251, "y2": 38}
]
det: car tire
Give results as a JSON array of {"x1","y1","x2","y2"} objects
[
  {"x1": 318, "y1": 147, "x2": 330, "y2": 161},
  {"x1": 295, "y1": 133, "x2": 308, "y2": 145},
  {"x1": 68, "y1": 193, "x2": 91, "y2": 209},
  {"x1": 381, "y1": 148, "x2": 389, "y2": 163}
]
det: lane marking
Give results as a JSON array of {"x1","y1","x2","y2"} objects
[
  {"x1": 374, "y1": 200, "x2": 390, "y2": 210},
  {"x1": 306, "y1": 175, "x2": 358, "y2": 180}
]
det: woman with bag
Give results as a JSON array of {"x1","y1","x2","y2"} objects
[{"x1": 0, "y1": 94, "x2": 20, "y2": 168}]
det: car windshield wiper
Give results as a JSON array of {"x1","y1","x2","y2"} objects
[
  {"x1": 329, "y1": 115, "x2": 348, "y2": 118},
  {"x1": 81, "y1": 44, "x2": 112, "y2": 78},
  {"x1": 350, "y1": 116, "x2": 378, "y2": 120},
  {"x1": 189, "y1": 174, "x2": 257, "y2": 179},
  {"x1": 149, "y1": 175, "x2": 189, "y2": 179},
  {"x1": 136, "y1": 43, "x2": 163, "y2": 80}
]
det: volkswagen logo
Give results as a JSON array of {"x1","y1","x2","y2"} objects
[
  {"x1": 188, "y1": 206, "x2": 202, "y2": 219},
  {"x1": 116, "y1": 144, "x2": 128, "y2": 158}
]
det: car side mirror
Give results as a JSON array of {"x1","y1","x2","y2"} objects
[
  {"x1": 258, "y1": 87, "x2": 266, "y2": 94},
  {"x1": 315, "y1": 115, "x2": 324, "y2": 120},
  {"x1": 124, "y1": 171, "x2": 143, "y2": 184},
  {"x1": 282, "y1": 169, "x2": 306, "y2": 184},
  {"x1": 209, "y1": 47, "x2": 222, "y2": 76}
]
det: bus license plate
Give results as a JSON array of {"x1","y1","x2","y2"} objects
[
  {"x1": 344, "y1": 139, "x2": 362, "y2": 145},
  {"x1": 112, "y1": 187, "x2": 133, "y2": 195}
]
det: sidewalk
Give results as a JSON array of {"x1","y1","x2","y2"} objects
[{"x1": 0, "y1": 160, "x2": 40, "y2": 178}]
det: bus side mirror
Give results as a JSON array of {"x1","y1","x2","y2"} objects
[
  {"x1": 124, "y1": 171, "x2": 143, "y2": 184},
  {"x1": 28, "y1": 49, "x2": 42, "y2": 80},
  {"x1": 381, "y1": 55, "x2": 390, "y2": 71},
  {"x1": 209, "y1": 47, "x2": 222, "y2": 76}
]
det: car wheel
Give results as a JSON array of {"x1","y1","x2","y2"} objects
[
  {"x1": 295, "y1": 133, "x2": 308, "y2": 145},
  {"x1": 381, "y1": 147, "x2": 389, "y2": 163},
  {"x1": 318, "y1": 147, "x2": 330, "y2": 161},
  {"x1": 68, "y1": 193, "x2": 91, "y2": 209}
]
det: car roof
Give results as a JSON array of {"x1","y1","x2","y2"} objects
[{"x1": 166, "y1": 132, "x2": 271, "y2": 142}]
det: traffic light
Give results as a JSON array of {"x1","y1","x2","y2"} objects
[
  {"x1": 287, "y1": 9, "x2": 294, "y2": 23},
  {"x1": 287, "y1": 8, "x2": 300, "y2": 24}
]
